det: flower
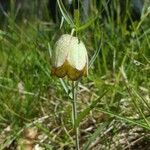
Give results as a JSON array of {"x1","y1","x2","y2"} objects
[{"x1": 52, "y1": 34, "x2": 88, "y2": 81}]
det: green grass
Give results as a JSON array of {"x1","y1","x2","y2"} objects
[{"x1": 0, "y1": 0, "x2": 150, "y2": 149}]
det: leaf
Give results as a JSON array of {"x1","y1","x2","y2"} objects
[
  {"x1": 76, "y1": 15, "x2": 98, "y2": 32},
  {"x1": 76, "y1": 89, "x2": 109, "y2": 127},
  {"x1": 57, "y1": 0, "x2": 74, "y2": 27},
  {"x1": 83, "y1": 122, "x2": 108, "y2": 150},
  {"x1": 98, "y1": 109, "x2": 150, "y2": 130},
  {"x1": 89, "y1": 41, "x2": 102, "y2": 68}
]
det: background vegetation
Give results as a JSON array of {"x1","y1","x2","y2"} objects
[{"x1": 0, "y1": 0, "x2": 150, "y2": 149}]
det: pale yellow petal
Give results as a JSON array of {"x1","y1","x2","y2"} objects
[{"x1": 67, "y1": 36, "x2": 87, "y2": 71}]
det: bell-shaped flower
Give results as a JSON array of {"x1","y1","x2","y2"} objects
[{"x1": 52, "y1": 34, "x2": 88, "y2": 81}]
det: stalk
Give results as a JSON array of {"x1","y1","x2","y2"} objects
[{"x1": 72, "y1": 81, "x2": 80, "y2": 150}]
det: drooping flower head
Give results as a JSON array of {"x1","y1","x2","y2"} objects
[{"x1": 52, "y1": 34, "x2": 88, "y2": 81}]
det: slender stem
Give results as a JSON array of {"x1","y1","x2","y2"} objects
[{"x1": 72, "y1": 81, "x2": 80, "y2": 150}]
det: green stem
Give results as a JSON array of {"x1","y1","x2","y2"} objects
[{"x1": 72, "y1": 81, "x2": 80, "y2": 150}]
